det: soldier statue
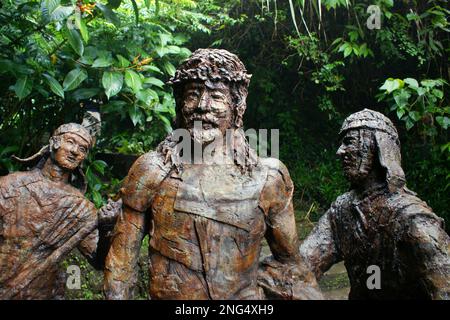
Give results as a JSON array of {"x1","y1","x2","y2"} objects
[
  {"x1": 0, "y1": 123, "x2": 119, "y2": 299},
  {"x1": 300, "y1": 109, "x2": 450, "y2": 299}
]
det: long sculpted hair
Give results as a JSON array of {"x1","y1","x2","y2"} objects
[{"x1": 158, "y1": 49, "x2": 258, "y2": 174}]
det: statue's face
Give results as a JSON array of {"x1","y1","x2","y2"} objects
[
  {"x1": 54, "y1": 132, "x2": 89, "y2": 171},
  {"x1": 336, "y1": 129, "x2": 376, "y2": 185},
  {"x1": 181, "y1": 81, "x2": 233, "y2": 145}
]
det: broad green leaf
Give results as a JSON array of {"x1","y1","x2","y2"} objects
[
  {"x1": 116, "y1": 55, "x2": 130, "y2": 68},
  {"x1": 154, "y1": 103, "x2": 169, "y2": 113},
  {"x1": 393, "y1": 89, "x2": 411, "y2": 108},
  {"x1": 359, "y1": 43, "x2": 368, "y2": 57},
  {"x1": 75, "y1": 14, "x2": 89, "y2": 43},
  {"x1": 108, "y1": 0, "x2": 122, "y2": 9},
  {"x1": 92, "y1": 57, "x2": 113, "y2": 68},
  {"x1": 131, "y1": 0, "x2": 139, "y2": 24},
  {"x1": 0, "y1": 145, "x2": 19, "y2": 157},
  {"x1": 155, "y1": 46, "x2": 168, "y2": 57},
  {"x1": 63, "y1": 68, "x2": 88, "y2": 91},
  {"x1": 338, "y1": 43, "x2": 349, "y2": 52},
  {"x1": 41, "y1": 0, "x2": 74, "y2": 21},
  {"x1": 405, "y1": 118, "x2": 414, "y2": 130},
  {"x1": 66, "y1": 27, "x2": 84, "y2": 56},
  {"x1": 144, "y1": 77, "x2": 165, "y2": 88},
  {"x1": 14, "y1": 76, "x2": 32, "y2": 100},
  {"x1": 432, "y1": 89, "x2": 444, "y2": 99},
  {"x1": 41, "y1": 0, "x2": 60, "y2": 14},
  {"x1": 137, "y1": 88, "x2": 159, "y2": 104},
  {"x1": 380, "y1": 78, "x2": 403, "y2": 93},
  {"x1": 102, "y1": 71, "x2": 123, "y2": 99},
  {"x1": 404, "y1": 78, "x2": 419, "y2": 90},
  {"x1": 91, "y1": 190, "x2": 103, "y2": 207},
  {"x1": 43, "y1": 73, "x2": 64, "y2": 98},
  {"x1": 436, "y1": 116, "x2": 449, "y2": 129},
  {"x1": 343, "y1": 46, "x2": 352, "y2": 58},
  {"x1": 51, "y1": 5, "x2": 74, "y2": 21},
  {"x1": 159, "y1": 33, "x2": 172, "y2": 46},
  {"x1": 79, "y1": 55, "x2": 94, "y2": 65},
  {"x1": 348, "y1": 31, "x2": 359, "y2": 42},
  {"x1": 125, "y1": 70, "x2": 142, "y2": 92},
  {"x1": 383, "y1": 0, "x2": 393, "y2": 8},
  {"x1": 331, "y1": 37, "x2": 343, "y2": 47},
  {"x1": 72, "y1": 88, "x2": 100, "y2": 101},
  {"x1": 141, "y1": 65, "x2": 162, "y2": 74},
  {"x1": 396, "y1": 108, "x2": 405, "y2": 119},
  {"x1": 162, "y1": 61, "x2": 176, "y2": 76},
  {"x1": 96, "y1": 3, "x2": 120, "y2": 26},
  {"x1": 84, "y1": 46, "x2": 99, "y2": 59},
  {"x1": 179, "y1": 48, "x2": 192, "y2": 58},
  {"x1": 166, "y1": 45, "x2": 181, "y2": 54},
  {"x1": 128, "y1": 104, "x2": 141, "y2": 126},
  {"x1": 406, "y1": 12, "x2": 419, "y2": 21},
  {"x1": 79, "y1": 47, "x2": 98, "y2": 65},
  {"x1": 92, "y1": 160, "x2": 107, "y2": 175},
  {"x1": 417, "y1": 87, "x2": 427, "y2": 96},
  {"x1": 157, "y1": 113, "x2": 173, "y2": 133},
  {"x1": 420, "y1": 79, "x2": 440, "y2": 88},
  {"x1": 409, "y1": 111, "x2": 421, "y2": 122}
]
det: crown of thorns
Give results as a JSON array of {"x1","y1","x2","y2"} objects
[
  {"x1": 340, "y1": 109, "x2": 398, "y2": 138},
  {"x1": 168, "y1": 49, "x2": 251, "y2": 86}
]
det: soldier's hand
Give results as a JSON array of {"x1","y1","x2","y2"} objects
[{"x1": 98, "y1": 198, "x2": 122, "y2": 228}]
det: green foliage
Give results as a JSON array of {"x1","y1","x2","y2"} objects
[
  {"x1": 0, "y1": 146, "x2": 20, "y2": 173},
  {"x1": 84, "y1": 156, "x2": 108, "y2": 207},
  {"x1": 378, "y1": 77, "x2": 449, "y2": 135},
  {"x1": 1, "y1": 0, "x2": 449, "y2": 299}
]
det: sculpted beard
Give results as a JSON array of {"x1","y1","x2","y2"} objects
[
  {"x1": 188, "y1": 117, "x2": 223, "y2": 146},
  {"x1": 185, "y1": 103, "x2": 232, "y2": 145}
]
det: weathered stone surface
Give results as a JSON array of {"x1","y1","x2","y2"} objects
[
  {"x1": 300, "y1": 109, "x2": 450, "y2": 300},
  {"x1": 104, "y1": 49, "x2": 322, "y2": 300},
  {"x1": 0, "y1": 123, "x2": 118, "y2": 299}
]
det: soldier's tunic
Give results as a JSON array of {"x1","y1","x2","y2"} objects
[
  {"x1": 0, "y1": 169, "x2": 97, "y2": 299},
  {"x1": 300, "y1": 185, "x2": 450, "y2": 300},
  {"x1": 119, "y1": 151, "x2": 297, "y2": 299}
]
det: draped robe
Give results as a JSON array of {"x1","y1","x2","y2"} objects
[{"x1": 0, "y1": 169, "x2": 97, "y2": 299}]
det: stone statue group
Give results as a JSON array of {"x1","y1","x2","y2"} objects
[{"x1": 0, "y1": 49, "x2": 449, "y2": 300}]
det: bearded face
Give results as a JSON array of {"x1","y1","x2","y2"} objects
[
  {"x1": 180, "y1": 80, "x2": 233, "y2": 145},
  {"x1": 336, "y1": 129, "x2": 376, "y2": 186},
  {"x1": 52, "y1": 132, "x2": 89, "y2": 171}
]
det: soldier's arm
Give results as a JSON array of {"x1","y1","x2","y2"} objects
[
  {"x1": 78, "y1": 199, "x2": 122, "y2": 270},
  {"x1": 403, "y1": 211, "x2": 450, "y2": 300},
  {"x1": 258, "y1": 159, "x2": 323, "y2": 299},
  {"x1": 299, "y1": 208, "x2": 342, "y2": 280}
]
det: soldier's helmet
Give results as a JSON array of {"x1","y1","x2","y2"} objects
[
  {"x1": 340, "y1": 108, "x2": 399, "y2": 140},
  {"x1": 51, "y1": 123, "x2": 94, "y2": 148},
  {"x1": 340, "y1": 109, "x2": 406, "y2": 192}
]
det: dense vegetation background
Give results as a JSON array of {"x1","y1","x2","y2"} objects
[{"x1": 0, "y1": 0, "x2": 448, "y2": 299}]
